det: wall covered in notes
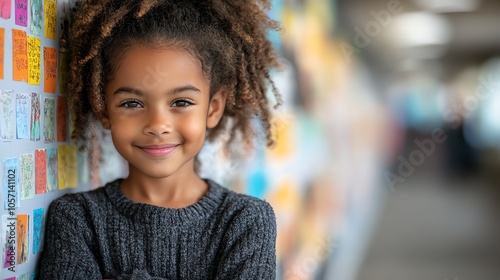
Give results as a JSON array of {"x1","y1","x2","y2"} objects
[{"x1": 0, "y1": 0, "x2": 126, "y2": 278}]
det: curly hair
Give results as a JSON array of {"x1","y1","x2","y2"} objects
[{"x1": 65, "y1": 0, "x2": 282, "y2": 156}]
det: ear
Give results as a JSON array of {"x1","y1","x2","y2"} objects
[
  {"x1": 206, "y1": 89, "x2": 227, "y2": 129},
  {"x1": 101, "y1": 113, "x2": 111, "y2": 130}
]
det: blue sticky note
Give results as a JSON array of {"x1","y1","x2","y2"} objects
[{"x1": 32, "y1": 208, "x2": 45, "y2": 254}]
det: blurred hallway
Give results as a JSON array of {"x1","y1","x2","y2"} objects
[{"x1": 357, "y1": 165, "x2": 500, "y2": 280}]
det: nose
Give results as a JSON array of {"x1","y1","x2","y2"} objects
[{"x1": 143, "y1": 108, "x2": 172, "y2": 136}]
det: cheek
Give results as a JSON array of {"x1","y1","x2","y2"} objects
[
  {"x1": 179, "y1": 112, "x2": 207, "y2": 143},
  {"x1": 109, "y1": 118, "x2": 138, "y2": 141}
]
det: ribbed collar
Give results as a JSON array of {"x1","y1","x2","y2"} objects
[{"x1": 104, "y1": 178, "x2": 226, "y2": 226}]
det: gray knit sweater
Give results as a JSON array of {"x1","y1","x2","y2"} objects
[{"x1": 37, "y1": 179, "x2": 277, "y2": 279}]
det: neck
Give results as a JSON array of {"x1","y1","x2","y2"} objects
[{"x1": 120, "y1": 159, "x2": 208, "y2": 209}]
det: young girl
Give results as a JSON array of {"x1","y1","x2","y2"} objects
[{"x1": 37, "y1": 0, "x2": 282, "y2": 279}]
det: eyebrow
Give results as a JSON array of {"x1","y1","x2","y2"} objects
[{"x1": 112, "y1": 85, "x2": 201, "y2": 96}]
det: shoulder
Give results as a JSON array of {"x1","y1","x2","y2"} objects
[
  {"x1": 208, "y1": 180, "x2": 276, "y2": 232},
  {"x1": 47, "y1": 180, "x2": 115, "y2": 217}
]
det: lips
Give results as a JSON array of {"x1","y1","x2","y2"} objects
[{"x1": 137, "y1": 144, "x2": 179, "y2": 158}]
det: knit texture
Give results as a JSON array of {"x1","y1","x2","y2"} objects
[{"x1": 37, "y1": 179, "x2": 277, "y2": 279}]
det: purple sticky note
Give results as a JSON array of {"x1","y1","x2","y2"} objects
[{"x1": 15, "y1": 0, "x2": 28, "y2": 27}]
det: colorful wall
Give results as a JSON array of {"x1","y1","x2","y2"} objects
[{"x1": 0, "y1": 0, "x2": 126, "y2": 278}]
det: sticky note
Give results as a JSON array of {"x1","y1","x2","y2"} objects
[
  {"x1": 35, "y1": 149, "x2": 46, "y2": 194},
  {"x1": 44, "y1": 0, "x2": 57, "y2": 39},
  {"x1": 20, "y1": 153, "x2": 35, "y2": 200},
  {"x1": 0, "y1": 90, "x2": 15, "y2": 141},
  {"x1": 58, "y1": 144, "x2": 77, "y2": 189},
  {"x1": 31, "y1": 92, "x2": 40, "y2": 141},
  {"x1": 28, "y1": 36, "x2": 41, "y2": 85},
  {"x1": 46, "y1": 148, "x2": 57, "y2": 191},
  {"x1": 16, "y1": 93, "x2": 30, "y2": 139},
  {"x1": 12, "y1": 29, "x2": 28, "y2": 82},
  {"x1": 0, "y1": 28, "x2": 4, "y2": 79},
  {"x1": 32, "y1": 208, "x2": 45, "y2": 254},
  {"x1": 56, "y1": 96, "x2": 67, "y2": 142},
  {"x1": 30, "y1": 0, "x2": 43, "y2": 35},
  {"x1": 43, "y1": 97, "x2": 55, "y2": 143},
  {"x1": 15, "y1": 0, "x2": 28, "y2": 27},
  {"x1": 17, "y1": 214, "x2": 29, "y2": 264},
  {"x1": 43, "y1": 47, "x2": 57, "y2": 93},
  {"x1": 0, "y1": 0, "x2": 11, "y2": 19},
  {"x1": 3, "y1": 158, "x2": 20, "y2": 210}
]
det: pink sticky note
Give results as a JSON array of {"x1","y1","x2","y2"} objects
[
  {"x1": 15, "y1": 0, "x2": 28, "y2": 27},
  {"x1": 0, "y1": 0, "x2": 11, "y2": 20}
]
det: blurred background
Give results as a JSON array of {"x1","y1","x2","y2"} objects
[{"x1": 202, "y1": 0, "x2": 500, "y2": 279}]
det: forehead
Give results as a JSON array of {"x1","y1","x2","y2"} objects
[{"x1": 109, "y1": 45, "x2": 206, "y2": 87}]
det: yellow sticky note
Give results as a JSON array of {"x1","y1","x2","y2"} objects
[
  {"x1": 44, "y1": 0, "x2": 57, "y2": 39},
  {"x1": 67, "y1": 144, "x2": 78, "y2": 188},
  {"x1": 12, "y1": 29, "x2": 28, "y2": 81},
  {"x1": 28, "y1": 36, "x2": 41, "y2": 85},
  {"x1": 58, "y1": 144, "x2": 78, "y2": 189}
]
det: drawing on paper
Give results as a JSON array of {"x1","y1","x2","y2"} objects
[
  {"x1": 16, "y1": 93, "x2": 30, "y2": 139},
  {"x1": 29, "y1": 0, "x2": 42, "y2": 35},
  {"x1": 43, "y1": 97, "x2": 55, "y2": 143},
  {"x1": 31, "y1": 92, "x2": 40, "y2": 141},
  {"x1": 46, "y1": 148, "x2": 58, "y2": 191},
  {"x1": 20, "y1": 153, "x2": 35, "y2": 200},
  {"x1": 0, "y1": 90, "x2": 15, "y2": 141}
]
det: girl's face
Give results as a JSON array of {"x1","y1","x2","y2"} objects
[{"x1": 103, "y1": 45, "x2": 226, "y2": 180}]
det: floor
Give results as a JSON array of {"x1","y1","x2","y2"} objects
[{"x1": 356, "y1": 170, "x2": 500, "y2": 280}]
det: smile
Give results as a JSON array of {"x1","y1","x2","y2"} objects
[{"x1": 138, "y1": 144, "x2": 179, "y2": 158}]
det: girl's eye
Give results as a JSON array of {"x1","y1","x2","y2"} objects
[
  {"x1": 120, "y1": 100, "x2": 143, "y2": 109},
  {"x1": 171, "y1": 99, "x2": 194, "y2": 108}
]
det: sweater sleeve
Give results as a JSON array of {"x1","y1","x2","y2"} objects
[
  {"x1": 37, "y1": 196, "x2": 103, "y2": 280},
  {"x1": 214, "y1": 200, "x2": 277, "y2": 280}
]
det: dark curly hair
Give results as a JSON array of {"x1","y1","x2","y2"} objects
[{"x1": 65, "y1": 0, "x2": 282, "y2": 157}]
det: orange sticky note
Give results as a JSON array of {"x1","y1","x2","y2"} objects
[
  {"x1": 44, "y1": 47, "x2": 57, "y2": 93},
  {"x1": 44, "y1": 0, "x2": 57, "y2": 39},
  {"x1": 28, "y1": 36, "x2": 41, "y2": 85},
  {"x1": 17, "y1": 214, "x2": 29, "y2": 264},
  {"x1": 12, "y1": 29, "x2": 28, "y2": 82},
  {"x1": 0, "y1": 28, "x2": 4, "y2": 79}
]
